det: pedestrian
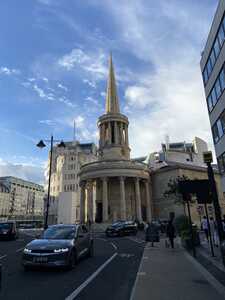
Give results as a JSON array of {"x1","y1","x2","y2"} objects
[
  {"x1": 209, "y1": 217, "x2": 218, "y2": 247},
  {"x1": 201, "y1": 216, "x2": 209, "y2": 241},
  {"x1": 166, "y1": 220, "x2": 175, "y2": 249},
  {"x1": 222, "y1": 215, "x2": 225, "y2": 235}
]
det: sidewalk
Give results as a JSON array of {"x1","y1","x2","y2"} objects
[{"x1": 130, "y1": 238, "x2": 225, "y2": 300}]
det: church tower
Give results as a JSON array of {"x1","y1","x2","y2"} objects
[{"x1": 98, "y1": 54, "x2": 130, "y2": 160}]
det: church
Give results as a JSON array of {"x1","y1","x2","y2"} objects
[{"x1": 79, "y1": 55, "x2": 152, "y2": 223}]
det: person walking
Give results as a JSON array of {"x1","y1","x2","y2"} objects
[
  {"x1": 166, "y1": 220, "x2": 175, "y2": 249},
  {"x1": 222, "y1": 215, "x2": 225, "y2": 236},
  {"x1": 201, "y1": 216, "x2": 209, "y2": 241},
  {"x1": 209, "y1": 217, "x2": 219, "y2": 247}
]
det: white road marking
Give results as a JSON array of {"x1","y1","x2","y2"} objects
[
  {"x1": 143, "y1": 256, "x2": 148, "y2": 260},
  {"x1": 126, "y1": 237, "x2": 145, "y2": 244},
  {"x1": 110, "y1": 242, "x2": 118, "y2": 251},
  {"x1": 0, "y1": 255, "x2": 7, "y2": 260},
  {"x1": 65, "y1": 252, "x2": 118, "y2": 300},
  {"x1": 16, "y1": 247, "x2": 24, "y2": 253}
]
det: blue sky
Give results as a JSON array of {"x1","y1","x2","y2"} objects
[{"x1": 0, "y1": 0, "x2": 218, "y2": 184}]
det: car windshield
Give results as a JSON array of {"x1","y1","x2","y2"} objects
[
  {"x1": 0, "y1": 223, "x2": 12, "y2": 229},
  {"x1": 42, "y1": 226, "x2": 76, "y2": 240}
]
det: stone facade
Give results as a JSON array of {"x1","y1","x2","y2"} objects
[
  {"x1": 152, "y1": 162, "x2": 225, "y2": 226},
  {"x1": 79, "y1": 55, "x2": 152, "y2": 223},
  {"x1": 46, "y1": 142, "x2": 97, "y2": 224}
]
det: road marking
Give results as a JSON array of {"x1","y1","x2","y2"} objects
[
  {"x1": 143, "y1": 256, "x2": 148, "y2": 260},
  {"x1": 110, "y1": 242, "x2": 117, "y2": 251},
  {"x1": 16, "y1": 247, "x2": 24, "y2": 253},
  {"x1": 0, "y1": 255, "x2": 7, "y2": 260},
  {"x1": 118, "y1": 253, "x2": 135, "y2": 258},
  {"x1": 65, "y1": 252, "x2": 118, "y2": 300},
  {"x1": 126, "y1": 237, "x2": 145, "y2": 244}
]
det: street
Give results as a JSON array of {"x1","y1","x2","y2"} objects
[{"x1": 0, "y1": 230, "x2": 145, "y2": 300}]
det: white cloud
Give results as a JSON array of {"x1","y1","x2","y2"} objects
[
  {"x1": 0, "y1": 67, "x2": 20, "y2": 76},
  {"x1": 0, "y1": 158, "x2": 45, "y2": 185},
  {"x1": 39, "y1": 119, "x2": 55, "y2": 126},
  {"x1": 57, "y1": 83, "x2": 68, "y2": 91},
  {"x1": 58, "y1": 48, "x2": 108, "y2": 81},
  {"x1": 95, "y1": 0, "x2": 215, "y2": 157}
]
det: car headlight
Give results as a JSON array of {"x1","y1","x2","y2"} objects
[
  {"x1": 24, "y1": 248, "x2": 32, "y2": 253},
  {"x1": 54, "y1": 248, "x2": 69, "y2": 253}
]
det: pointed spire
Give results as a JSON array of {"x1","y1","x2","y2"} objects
[{"x1": 105, "y1": 53, "x2": 120, "y2": 114}]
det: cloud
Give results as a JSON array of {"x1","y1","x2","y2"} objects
[
  {"x1": 57, "y1": 83, "x2": 68, "y2": 91},
  {"x1": 58, "y1": 48, "x2": 108, "y2": 81},
  {"x1": 39, "y1": 119, "x2": 55, "y2": 126},
  {"x1": 0, "y1": 158, "x2": 45, "y2": 185},
  {"x1": 0, "y1": 67, "x2": 20, "y2": 76},
  {"x1": 94, "y1": 0, "x2": 215, "y2": 157}
]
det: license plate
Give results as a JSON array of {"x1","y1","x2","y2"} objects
[{"x1": 33, "y1": 257, "x2": 48, "y2": 263}]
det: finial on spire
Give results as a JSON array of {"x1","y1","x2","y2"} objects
[{"x1": 105, "y1": 53, "x2": 120, "y2": 114}]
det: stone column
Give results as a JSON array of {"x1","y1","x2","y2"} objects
[
  {"x1": 102, "y1": 177, "x2": 108, "y2": 222},
  {"x1": 121, "y1": 123, "x2": 124, "y2": 145},
  {"x1": 80, "y1": 181, "x2": 86, "y2": 223},
  {"x1": 87, "y1": 180, "x2": 93, "y2": 222},
  {"x1": 145, "y1": 180, "x2": 152, "y2": 222},
  {"x1": 125, "y1": 125, "x2": 129, "y2": 146},
  {"x1": 102, "y1": 123, "x2": 106, "y2": 146},
  {"x1": 135, "y1": 178, "x2": 142, "y2": 222},
  {"x1": 93, "y1": 180, "x2": 96, "y2": 223},
  {"x1": 114, "y1": 121, "x2": 118, "y2": 144},
  {"x1": 120, "y1": 176, "x2": 126, "y2": 220},
  {"x1": 108, "y1": 122, "x2": 112, "y2": 144}
]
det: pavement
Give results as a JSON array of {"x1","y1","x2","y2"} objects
[
  {"x1": 130, "y1": 238, "x2": 225, "y2": 300},
  {"x1": 0, "y1": 229, "x2": 145, "y2": 300}
]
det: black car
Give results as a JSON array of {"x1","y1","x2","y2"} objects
[
  {"x1": 22, "y1": 224, "x2": 93, "y2": 270},
  {"x1": 105, "y1": 221, "x2": 138, "y2": 237},
  {"x1": 0, "y1": 221, "x2": 18, "y2": 240}
]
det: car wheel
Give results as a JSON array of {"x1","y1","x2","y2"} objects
[
  {"x1": 68, "y1": 251, "x2": 77, "y2": 270},
  {"x1": 87, "y1": 242, "x2": 94, "y2": 258}
]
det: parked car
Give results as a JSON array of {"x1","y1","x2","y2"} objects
[
  {"x1": 0, "y1": 221, "x2": 18, "y2": 240},
  {"x1": 105, "y1": 221, "x2": 138, "y2": 237},
  {"x1": 22, "y1": 224, "x2": 93, "y2": 270}
]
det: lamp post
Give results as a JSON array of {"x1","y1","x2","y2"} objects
[{"x1": 37, "y1": 135, "x2": 65, "y2": 230}]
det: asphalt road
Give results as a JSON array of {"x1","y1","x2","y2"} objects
[{"x1": 0, "y1": 230, "x2": 145, "y2": 300}]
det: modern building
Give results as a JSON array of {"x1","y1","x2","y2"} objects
[
  {"x1": 151, "y1": 161, "x2": 225, "y2": 226},
  {"x1": 0, "y1": 176, "x2": 44, "y2": 220},
  {"x1": 200, "y1": 0, "x2": 225, "y2": 193},
  {"x1": 79, "y1": 55, "x2": 152, "y2": 223},
  {"x1": 0, "y1": 182, "x2": 10, "y2": 219},
  {"x1": 46, "y1": 141, "x2": 97, "y2": 224},
  {"x1": 145, "y1": 137, "x2": 208, "y2": 171}
]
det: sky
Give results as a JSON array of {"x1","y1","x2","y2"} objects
[{"x1": 0, "y1": 0, "x2": 219, "y2": 184}]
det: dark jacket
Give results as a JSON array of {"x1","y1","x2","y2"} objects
[{"x1": 166, "y1": 222, "x2": 175, "y2": 238}]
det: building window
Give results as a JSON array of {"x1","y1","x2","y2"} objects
[
  {"x1": 202, "y1": 14, "x2": 225, "y2": 85},
  {"x1": 207, "y1": 65, "x2": 225, "y2": 112},
  {"x1": 212, "y1": 109, "x2": 225, "y2": 144},
  {"x1": 218, "y1": 152, "x2": 225, "y2": 174}
]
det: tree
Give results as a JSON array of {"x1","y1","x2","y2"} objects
[{"x1": 163, "y1": 175, "x2": 192, "y2": 215}]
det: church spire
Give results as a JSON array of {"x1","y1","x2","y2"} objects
[{"x1": 105, "y1": 54, "x2": 120, "y2": 114}]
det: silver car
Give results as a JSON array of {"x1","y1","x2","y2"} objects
[{"x1": 22, "y1": 224, "x2": 93, "y2": 270}]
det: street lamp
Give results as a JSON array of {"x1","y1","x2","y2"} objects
[{"x1": 37, "y1": 135, "x2": 65, "y2": 229}]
